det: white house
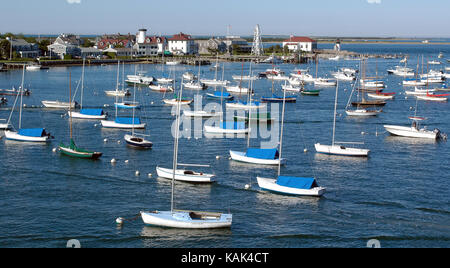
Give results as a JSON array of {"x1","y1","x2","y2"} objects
[
  {"x1": 168, "y1": 32, "x2": 197, "y2": 55},
  {"x1": 282, "y1": 36, "x2": 317, "y2": 52}
]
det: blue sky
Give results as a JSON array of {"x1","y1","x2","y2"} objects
[{"x1": 1, "y1": 0, "x2": 449, "y2": 37}]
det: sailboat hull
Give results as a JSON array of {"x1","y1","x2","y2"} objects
[
  {"x1": 141, "y1": 211, "x2": 232, "y2": 229},
  {"x1": 4, "y1": 131, "x2": 49, "y2": 142},
  {"x1": 229, "y1": 150, "x2": 286, "y2": 165},
  {"x1": 101, "y1": 120, "x2": 146, "y2": 129},
  {"x1": 69, "y1": 111, "x2": 107, "y2": 120},
  {"x1": 314, "y1": 143, "x2": 370, "y2": 157},
  {"x1": 59, "y1": 146, "x2": 102, "y2": 159},
  {"x1": 257, "y1": 177, "x2": 326, "y2": 197},
  {"x1": 156, "y1": 167, "x2": 215, "y2": 183}
]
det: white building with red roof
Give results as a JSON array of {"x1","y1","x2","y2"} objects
[
  {"x1": 282, "y1": 36, "x2": 317, "y2": 52},
  {"x1": 168, "y1": 32, "x2": 197, "y2": 55}
]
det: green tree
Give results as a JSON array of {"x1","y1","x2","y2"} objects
[
  {"x1": 0, "y1": 39, "x2": 11, "y2": 60},
  {"x1": 38, "y1": 39, "x2": 50, "y2": 54}
]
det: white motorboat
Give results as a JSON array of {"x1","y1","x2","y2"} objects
[
  {"x1": 165, "y1": 61, "x2": 180, "y2": 66},
  {"x1": 182, "y1": 72, "x2": 197, "y2": 81},
  {"x1": 403, "y1": 79, "x2": 427, "y2": 86},
  {"x1": 156, "y1": 167, "x2": 215, "y2": 183},
  {"x1": 282, "y1": 84, "x2": 302, "y2": 92},
  {"x1": 156, "y1": 77, "x2": 174, "y2": 84},
  {"x1": 361, "y1": 80, "x2": 386, "y2": 88},
  {"x1": 26, "y1": 65, "x2": 41, "y2": 71},
  {"x1": 229, "y1": 149, "x2": 286, "y2": 166},
  {"x1": 266, "y1": 74, "x2": 289, "y2": 81},
  {"x1": 225, "y1": 85, "x2": 252, "y2": 94},
  {"x1": 126, "y1": 74, "x2": 154, "y2": 86},
  {"x1": 183, "y1": 81, "x2": 206, "y2": 90},
  {"x1": 332, "y1": 71, "x2": 356, "y2": 81},
  {"x1": 384, "y1": 119, "x2": 441, "y2": 139},
  {"x1": 105, "y1": 89, "x2": 130, "y2": 97},
  {"x1": 232, "y1": 75, "x2": 259, "y2": 81},
  {"x1": 290, "y1": 73, "x2": 315, "y2": 83},
  {"x1": 200, "y1": 79, "x2": 229, "y2": 87},
  {"x1": 257, "y1": 177, "x2": 326, "y2": 197},
  {"x1": 314, "y1": 78, "x2": 337, "y2": 87},
  {"x1": 428, "y1": 60, "x2": 441, "y2": 65}
]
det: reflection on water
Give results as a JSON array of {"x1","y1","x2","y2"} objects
[
  {"x1": 313, "y1": 153, "x2": 369, "y2": 163},
  {"x1": 140, "y1": 226, "x2": 232, "y2": 248},
  {"x1": 255, "y1": 191, "x2": 321, "y2": 208},
  {"x1": 384, "y1": 135, "x2": 437, "y2": 145}
]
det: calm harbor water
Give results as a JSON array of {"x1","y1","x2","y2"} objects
[{"x1": 0, "y1": 43, "x2": 449, "y2": 248}]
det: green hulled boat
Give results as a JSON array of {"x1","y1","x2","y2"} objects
[
  {"x1": 234, "y1": 112, "x2": 273, "y2": 123},
  {"x1": 59, "y1": 70, "x2": 103, "y2": 160},
  {"x1": 59, "y1": 139, "x2": 103, "y2": 159},
  {"x1": 301, "y1": 89, "x2": 320, "y2": 96}
]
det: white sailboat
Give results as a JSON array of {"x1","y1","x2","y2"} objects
[
  {"x1": 315, "y1": 80, "x2": 370, "y2": 157},
  {"x1": 101, "y1": 64, "x2": 146, "y2": 129},
  {"x1": 105, "y1": 61, "x2": 131, "y2": 97},
  {"x1": 4, "y1": 65, "x2": 52, "y2": 142},
  {"x1": 257, "y1": 86, "x2": 325, "y2": 197},
  {"x1": 42, "y1": 100, "x2": 77, "y2": 109},
  {"x1": 69, "y1": 60, "x2": 107, "y2": 119},
  {"x1": 140, "y1": 76, "x2": 231, "y2": 229}
]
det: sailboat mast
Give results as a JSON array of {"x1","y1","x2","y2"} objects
[
  {"x1": 171, "y1": 77, "x2": 183, "y2": 213},
  {"x1": 80, "y1": 58, "x2": 85, "y2": 110},
  {"x1": 332, "y1": 80, "x2": 339, "y2": 146},
  {"x1": 131, "y1": 65, "x2": 137, "y2": 136},
  {"x1": 277, "y1": 84, "x2": 287, "y2": 177},
  {"x1": 115, "y1": 60, "x2": 120, "y2": 118},
  {"x1": 19, "y1": 65, "x2": 25, "y2": 129},
  {"x1": 69, "y1": 71, "x2": 73, "y2": 139}
]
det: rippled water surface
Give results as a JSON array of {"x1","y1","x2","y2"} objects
[{"x1": 0, "y1": 43, "x2": 449, "y2": 248}]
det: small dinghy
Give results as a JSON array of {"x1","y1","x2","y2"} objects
[
  {"x1": 183, "y1": 81, "x2": 206, "y2": 90},
  {"x1": 105, "y1": 89, "x2": 130, "y2": 97},
  {"x1": 261, "y1": 94, "x2": 297, "y2": 103},
  {"x1": 163, "y1": 98, "x2": 193, "y2": 106},
  {"x1": 301, "y1": 89, "x2": 320, "y2": 96},
  {"x1": 115, "y1": 101, "x2": 140, "y2": 109},
  {"x1": 257, "y1": 176, "x2": 326, "y2": 197},
  {"x1": 124, "y1": 134, "x2": 153, "y2": 149},
  {"x1": 206, "y1": 91, "x2": 234, "y2": 101},
  {"x1": 229, "y1": 148, "x2": 286, "y2": 165}
]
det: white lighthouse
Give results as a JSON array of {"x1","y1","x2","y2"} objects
[{"x1": 137, "y1": 29, "x2": 147, "y2": 44}]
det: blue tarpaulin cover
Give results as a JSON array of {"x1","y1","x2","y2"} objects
[
  {"x1": 115, "y1": 117, "x2": 141, "y2": 125},
  {"x1": 246, "y1": 148, "x2": 279, "y2": 160},
  {"x1": 81, "y1": 109, "x2": 104, "y2": 116},
  {"x1": 221, "y1": 121, "x2": 245, "y2": 130},
  {"x1": 214, "y1": 91, "x2": 231, "y2": 97},
  {"x1": 276, "y1": 176, "x2": 318, "y2": 189},
  {"x1": 18, "y1": 128, "x2": 45, "y2": 137}
]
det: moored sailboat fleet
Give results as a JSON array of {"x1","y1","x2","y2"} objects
[{"x1": 1, "y1": 53, "x2": 449, "y2": 230}]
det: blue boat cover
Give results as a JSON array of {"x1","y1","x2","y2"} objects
[
  {"x1": 214, "y1": 91, "x2": 231, "y2": 97},
  {"x1": 18, "y1": 128, "x2": 45, "y2": 137},
  {"x1": 221, "y1": 121, "x2": 245, "y2": 130},
  {"x1": 81, "y1": 109, "x2": 104, "y2": 116},
  {"x1": 276, "y1": 176, "x2": 318, "y2": 189},
  {"x1": 246, "y1": 148, "x2": 279, "y2": 160},
  {"x1": 115, "y1": 117, "x2": 141, "y2": 125}
]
